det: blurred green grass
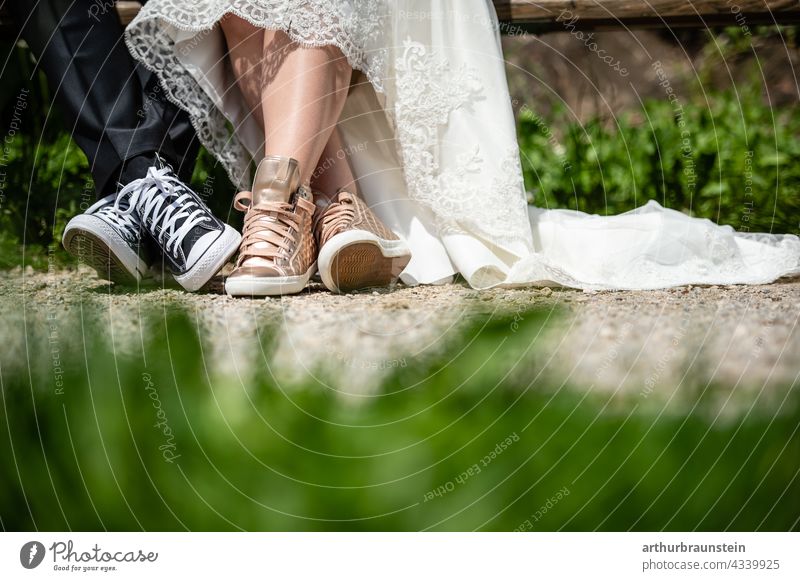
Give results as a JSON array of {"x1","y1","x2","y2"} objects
[{"x1": 1, "y1": 308, "x2": 798, "y2": 531}]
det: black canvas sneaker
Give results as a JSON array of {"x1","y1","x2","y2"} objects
[
  {"x1": 114, "y1": 157, "x2": 241, "y2": 291},
  {"x1": 62, "y1": 193, "x2": 151, "y2": 285}
]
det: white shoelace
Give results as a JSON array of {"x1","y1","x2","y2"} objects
[
  {"x1": 92, "y1": 195, "x2": 141, "y2": 241},
  {"x1": 114, "y1": 166, "x2": 211, "y2": 258}
]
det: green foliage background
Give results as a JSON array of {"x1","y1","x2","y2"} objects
[{"x1": 518, "y1": 83, "x2": 800, "y2": 234}]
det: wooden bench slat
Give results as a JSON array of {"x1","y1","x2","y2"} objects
[
  {"x1": 116, "y1": 1, "x2": 142, "y2": 25},
  {"x1": 116, "y1": 1, "x2": 800, "y2": 28},
  {"x1": 494, "y1": 0, "x2": 799, "y2": 21},
  {"x1": 494, "y1": 0, "x2": 800, "y2": 32},
  {"x1": 4, "y1": 1, "x2": 800, "y2": 33}
]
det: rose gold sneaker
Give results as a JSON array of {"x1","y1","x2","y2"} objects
[
  {"x1": 225, "y1": 156, "x2": 316, "y2": 296},
  {"x1": 314, "y1": 191, "x2": 411, "y2": 293}
]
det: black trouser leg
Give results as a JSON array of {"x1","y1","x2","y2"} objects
[{"x1": 7, "y1": 0, "x2": 198, "y2": 198}]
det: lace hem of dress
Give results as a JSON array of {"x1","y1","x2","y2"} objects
[
  {"x1": 125, "y1": 1, "x2": 388, "y2": 190},
  {"x1": 129, "y1": 1, "x2": 387, "y2": 87},
  {"x1": 126, "y1": 18, "x2": 250, "y2": 188},
  {"x1": 392, "y1": 40, "x2": 532, "y2": 251}
]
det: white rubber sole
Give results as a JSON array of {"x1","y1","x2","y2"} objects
[
  {"x1": 174, "y1": 225, "x2": 241, "y2": 292},
  {"x1": 225, "y1": 262, "x2": 317, "y2": 297},
  {"x1": 62, "y1": 215, "x2": 148, "y2": 285},
  {"x1": 318, "y1": 230, "x2": 411, "y2": 293}
]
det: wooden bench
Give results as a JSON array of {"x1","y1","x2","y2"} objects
[
  {"x1": 6, "y1": 1, "x2": 800, "y2": 34},
  {"x1": 493, "y1": 0, "x2": 800, "y2": 32}
]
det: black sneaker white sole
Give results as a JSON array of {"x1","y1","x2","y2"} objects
[
  {"x1": 174, "y1": 225, "x2": 242, "y2": 292},
  {"x1": 62, "y1": 214, "x2": 148, "y2": 285}
]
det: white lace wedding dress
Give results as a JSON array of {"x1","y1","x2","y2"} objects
[{"x1": 125, "y1": 0, "x2": 800, "y2": 290}]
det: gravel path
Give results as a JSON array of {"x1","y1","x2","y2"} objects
[{"x1": 2, "y1": 267, "x2": 798, "y2": 410}]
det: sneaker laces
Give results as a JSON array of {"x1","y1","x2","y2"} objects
[
  {"x1": 91, "y1": 195, "x2": 141, "y2": 242},
  {"x1": 314, "y1": 192, "x2": 356, "y2": 247},
  {"x1": 234, "y1": 191, "x2": 301, "y2": 264},
  {"x1": 114, "y1": 166, "x2": 211, "y2": 257}
]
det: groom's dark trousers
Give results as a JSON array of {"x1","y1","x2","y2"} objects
[{"x1": 7, "y1": 0, "x2": 198, "y2": 198}]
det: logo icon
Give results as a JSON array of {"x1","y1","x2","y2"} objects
[{"x1": 20, "y1": 541, "x2": 46, "y2": 569}]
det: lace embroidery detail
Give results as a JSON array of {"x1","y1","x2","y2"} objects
[
  {"x1": 393, "y1": 41, "x2": 482, "y2": 219},
  {"x1": 128, "y1": 0, "x2": 387, "y2": 89},
  {"x1": 393, "y1": 40, "x2": 531, "y2": 248}
]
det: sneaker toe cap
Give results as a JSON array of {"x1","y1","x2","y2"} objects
[{"x1": 228, "y1": 264, "x2": 285, "y2": 279}]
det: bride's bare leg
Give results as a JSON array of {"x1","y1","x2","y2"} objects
[
  {"x1": 220, "y1": 17, "x2": 407, "y2": 297},
  {"x1": 219, "y1": 16, "x2": 265, "y2": 130},
  {"x1": 311, "y1": 128, "x2": 357, "y2": 198},
  {"x1": 221, "y1": 19, "x2": 359, "y2": 297},
  {"x1": 260, "y1": 30, "x2": 352, "y2": 187},
  {"x1": 221, "y1": 17, "x2": 355, "y2": 195}
]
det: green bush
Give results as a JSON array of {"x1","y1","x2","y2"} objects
[{"x1": 518, "y1": 82, "x2": 800, "y2": 234}]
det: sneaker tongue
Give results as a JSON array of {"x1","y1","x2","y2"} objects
[
  {"x1": 152, "y1": 171, "x2": 213, "y2": 260},
  {"x1": 152, "y1": 153, "x2": 172, "y2": 172}
]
